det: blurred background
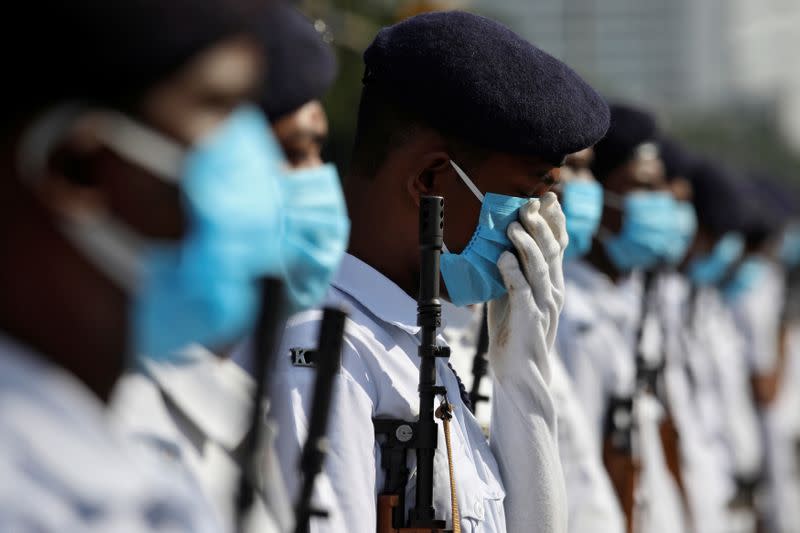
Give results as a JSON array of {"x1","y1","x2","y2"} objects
[{"x1": 295, "y1": 0, "x2": 800, "y2": 185}]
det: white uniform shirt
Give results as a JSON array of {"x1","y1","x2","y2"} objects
[
  {"x1": 730, "y1": 261, "x2": 785, "y2": 374},
  {"x1": 0, "y1": 334, "x2": 218, "y2": 533},
  {"x1": 111, "y1": 345, "x2": 306, "y2": 533},
  {"x1": 238, "y1": 253, "x2": 567, "y2": 533},
  {"x1": 729, "y1": 263, "x2": 799, "y2": 533},
  {"x1": 694, "y1": 288, "x2": 763, "y2": 481},
  {"x1": 655, "y1": 275, "x2": 739, "y2": 533},
  {"x1": 557, "y1": 261, "x2": 688, "y2": 533},
  {"x1": 442, "y1": 302, "x2": 492, "y2": 431},
  {"x1": 557, "y1": 260, "x2": 640, "y2": 446},
  {"x1": 552, "y1": 354, "x2": 626, "y2": 533},
  {"x1": 762, "y1": 322, "x2": 800, "y2": 533},
  {"x1": 444, "y1": 302, "x2": 625, "y2": 533}
]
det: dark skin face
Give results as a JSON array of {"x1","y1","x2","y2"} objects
[
  {"x1": 346, "y1": 128, "x2": 560, "y2": 299},
  {"x1": 0, "y1": 37, "x2": 263, "y2": 402},
  {"x1": 587, "y1": 151, "x2": 668, "y2": 281},
  {"x1": 272, "y1": 100, "x2": 328, "y2": 169}
]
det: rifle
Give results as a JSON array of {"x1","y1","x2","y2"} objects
[
  {"x1": 375, "y1": 196, "x2": 451, "y2": 533},
  {"x1": 468, "y1": 306, "x2": 489, "y2": 415},
  {"x1": 236, "y1": 277, "x2": 287, "y2": 533},
  {"x1": 294, "y1": 307, "x2": 348, "y2": 533}
]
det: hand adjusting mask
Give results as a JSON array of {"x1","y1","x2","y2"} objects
[{"x1": 440, "y1": 160, "x2": 530, "y2": 307}]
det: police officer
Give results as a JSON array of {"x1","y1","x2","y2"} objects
[
  {"x1": 110, "y1": 3, "x2": 349, "y2": 532},
  {"x1": 1, "y1": 0, "x2": 275, "y2": 530},
  {"x1": 724, "y1": 177, "x2": 797, "y2": 533},
  {"x1": 556, "y1": 149, "x2": 627, "y2": 533},
  {"x1": 683, "y1": 160, "x2": 762, "y2": 533},
  {"x1": 238, "y1": 10, "x2": 610, "y2": 533},
  {"x1": 443, "y1": 146, "x2": 626, "y2": 533},
  {"x1": 556, "y1": 104, "x2": 688, "y2": 533},
  {"x1": 757, "y1": 181, "x2": 800, "y2": 533},
  {"x1": 259, "y1": 2, "x2": 338, "y2": 169}
]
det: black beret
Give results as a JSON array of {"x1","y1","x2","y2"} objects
[
  {"x1": 749, "y1": 172, "x2": 800, "y2": 220},
  {"x1": 658, "y1": 136, "x2": 694, "y2": 181},
  {"x1": 5, "y1": 0, "x2": 268, "y2": 117},
  {"x1": 736, "y1": 178, "x2": 785, "y2": 248},
  {"x1": 686, "y1": 159, "x2": 748, "y2": 237},
  {"x1": 591, "y1": 103, "x2": 659, "y2": 180},
  {"x1": 258, "y1": 3, "x2": 337, "y2": 121},
  {"x1": 362, "y1": 11, "x2": 609, "y2": 163}
]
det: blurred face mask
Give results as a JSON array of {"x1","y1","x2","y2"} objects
[
  {"x1": 723, "y1": 255, "x2": 770, "y2": 301},
  {"x1": 662, "y1": 200, "x2": 697, "y2": 266},
  {"x1": 19, "y1": 105, "x2": 349, "y2": 361},
  {"x1": 561, "y1": 180, "x2": 603, "y2": 261},
  {"x1": 686, "y1": 232, "x2": 745, "y2": 286},
  {"x1": 779, "y1": 223, "x2": 800, "y2": 268},
  {"x1": 600, "y1": 191, "x2": 677, "y2": 272},
  {"x1": 440, "y1": 160, "x2": 530, "y2": 306}
]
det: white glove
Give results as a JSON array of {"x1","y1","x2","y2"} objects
[
  {"x1": 487, "y1": 192, "x2": 569, "y2": 533},
  {"x1": 488, "y1": 192, "x2": 567, "y2": 384}
]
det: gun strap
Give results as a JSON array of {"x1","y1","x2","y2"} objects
[{"x1": 435, "y1": 398, "x2": 460, "y2": 533}]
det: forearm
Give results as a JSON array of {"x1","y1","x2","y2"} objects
[{"x1": 490, "y1": 358, "x2": 566, "y2": 533}]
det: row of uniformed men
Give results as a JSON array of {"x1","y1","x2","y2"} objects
[
  {"x1": 2, "y1": 2, "x2": 799, "y2": 533},
  {"x1": 445, "y1": 110, "x2": 800, "y2": 533}
]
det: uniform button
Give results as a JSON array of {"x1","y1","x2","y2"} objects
[{"x1": 473, "y1": 499, "x2": 484, "y2": 519}]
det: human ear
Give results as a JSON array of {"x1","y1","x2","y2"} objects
[{"x1": 405, "y1": 150, "x2": 452, "y2": 208}]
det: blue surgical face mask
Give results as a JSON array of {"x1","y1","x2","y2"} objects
[
  {"x1": 562, "y1": 180, "x2": 603, "y2": 261},
  {"x1": 440, "y1": 161, "x2": 529, "y2": 307},
  {"x1": 278, "y1": 163, "x2": 350, "y2": 311},
  {"x1": 663, "y1": 201, "x2": 698, "y2": 266},
  {"x1": 723, "y1": 256, "x2": 770, "y2": 301},
  {"x1": 779, "y1": 223, "x2": 800, "y2": 268},
  {"x1": 601, "y1": 191, "x2": 677, "y2": 272},
  {"x1": 44, "y1": 105, "x2": 348, "y2": 360},
  {"x1": 686, "y1": 232, "x2": 745, "y2": 286}
]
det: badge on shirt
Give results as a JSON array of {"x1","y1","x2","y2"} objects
[{"x1": 289, "y1": 347, "x2": 317, "y2": 368}]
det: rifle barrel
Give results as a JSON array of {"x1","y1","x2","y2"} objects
[
  {"x1": 295, "y1": 307, "x2": 347, "y2": 533},
  {"x1": 236, "y1": 277, "x2": 286, "y2": 533}
]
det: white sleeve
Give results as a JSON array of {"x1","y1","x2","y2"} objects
[
  {"x1": 490, "y1": 351, "x2": 567, "y2": 533},
  {"x1": 268, "y1": 318, "x2": 377, "y2": 533},
  {"x1": 707, "y1": 318, "x2": 763, "y2": 478}
]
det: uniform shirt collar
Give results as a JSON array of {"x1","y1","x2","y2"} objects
[
  {"x1": 142, "y1": 345, "x2": 255, "y2": 451},
  {"x1": 331, "y1": 253, "x2": 421, "y2": 335}
]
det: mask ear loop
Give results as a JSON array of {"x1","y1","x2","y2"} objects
[
  {"x1": 444, "y1": 160, "x2": 486, "y2": 255},
  {"x1": 17, "y1": 103, "x2": 88, "y2": 184},
  {"x1": 95, "y1": 112, "x2": 186, "y2": 185},
  {"x1": 449, "y1": 160, "x2": 485, "y2": 202},
  {"x1": 16, "y1": 105, "x2": 157, "y2": 292}
]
